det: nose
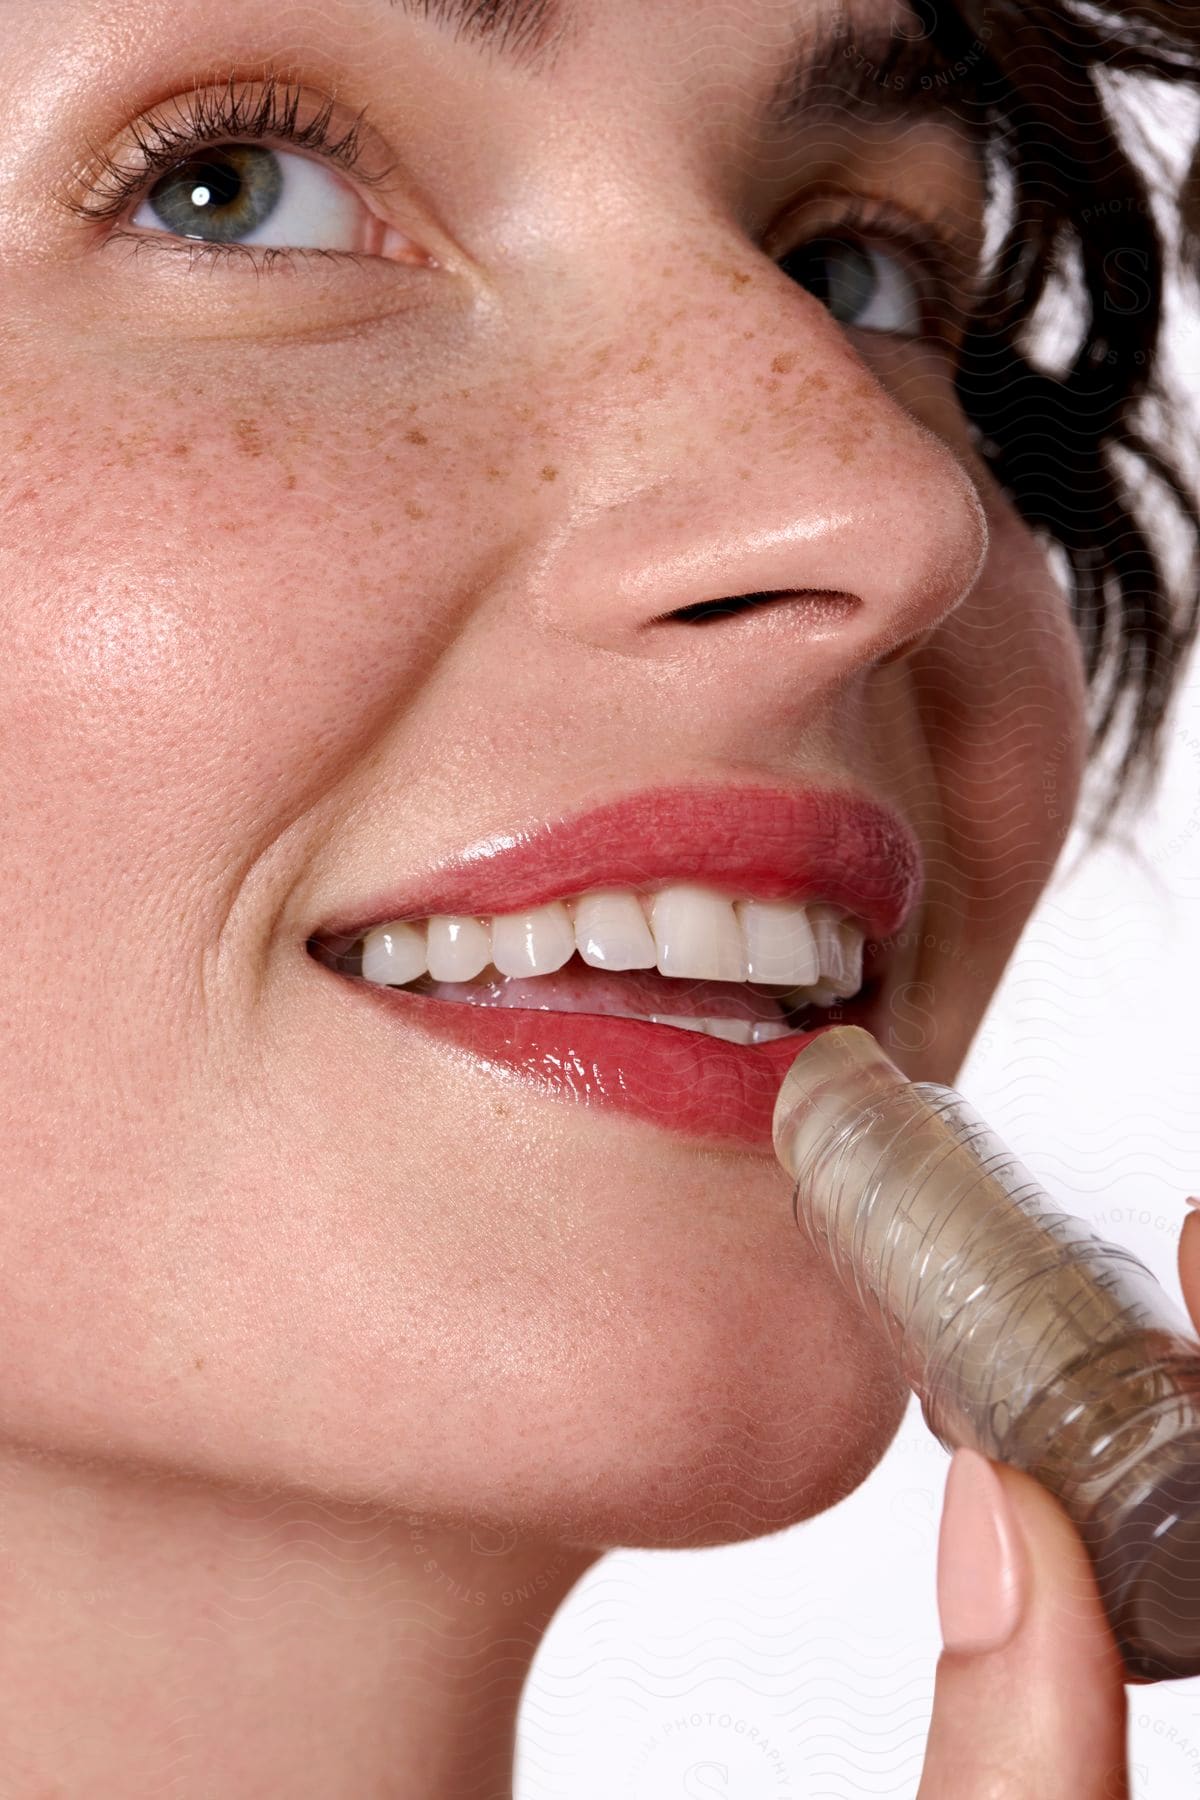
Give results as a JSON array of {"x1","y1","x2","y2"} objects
[{"x1": 519, "y1": 242, "x2": 988, "y2": 688}]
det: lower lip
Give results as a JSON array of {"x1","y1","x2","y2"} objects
[{"x1": 319, "y1": 965, "x2": 854, "y2": 1150}]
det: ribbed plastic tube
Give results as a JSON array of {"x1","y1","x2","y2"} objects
[{"x1": 773, "y1": 1025, "x2": 1200, "y2": 1681}]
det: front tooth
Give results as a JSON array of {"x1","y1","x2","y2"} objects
[
  {"x1": 362, "y1": 920, "x2": 427, "y2": 986},
  {"x1": 649, "y1": 886, "x2": 748, "y2": 981},
  {"x1": 572, "y1": 889, "x2": 657, "y2": 970},
  {"x1": 735, "y1": 899, "x2": 820, "y2": 985},
  {"x1": 491, "y1": 901, "x2": 575, "y2": 976},
  {"x1": 806, "y1": 904, "x2": 849, "y2": 988},
  {"x1": 425, "y1": 915, "x2": 492, "y2": 982}
]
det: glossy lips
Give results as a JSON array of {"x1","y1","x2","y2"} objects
[{"x1": 310, "y1": 783, "x2": 922, "y2": 1150}]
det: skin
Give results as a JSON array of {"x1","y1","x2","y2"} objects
[{"x1": 0, "y1": 0, "x2": 1162, "y2": 1790}]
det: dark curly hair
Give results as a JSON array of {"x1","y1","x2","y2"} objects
[{"x1": 923, "y1": 0, "x2": 1200, "y2": 830}]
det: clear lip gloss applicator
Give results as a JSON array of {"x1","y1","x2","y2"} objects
[{"x1": 773, "y1": 1024, "x2": 1200, "y2": 1681}]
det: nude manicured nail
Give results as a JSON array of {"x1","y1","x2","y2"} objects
[
  {"x1": 936, "y1": 1447, "x2": 1028, "y2": 1655},
  {"x1": 1185, "y1": 1195, "x2": 1200, "y2": 1213}
]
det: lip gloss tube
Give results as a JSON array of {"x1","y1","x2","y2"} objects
[{"x1": 773, "y1": 1024, "x2": 1200, "y2": 1681}]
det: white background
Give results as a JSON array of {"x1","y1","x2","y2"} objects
[{"x1": 513, "y1": 628, "x2": 1200, "y2": 1794}]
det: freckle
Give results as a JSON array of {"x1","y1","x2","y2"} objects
[
  {"x1": 235, "y1": 418, "x2": 264, "y2": 458},
  {"x1": 194, "y1": 1356, "x2": 205, "y2": 1370},
  {"x1": 631, "y1": 354, "x2": 653, "y2": 375},
  {"x1": 405, "y1": 428, "x2": 429, "y2": 446},
  {"x1": 540, "y1": 465, "x2": 558, "y2": 482},
  {"x1": 285, "y1": 472, "x2": 297, "y2": 490},
  {"x1": 772, "y1": 351, "x2": 799, "y2": 374},
  {"x1": 169, "y1": 442, "x2": 191, "y2": 458},
  {"x1": 730, "y1": 269, "x2": 751, "y2": 290},
  {"x1": 808, "y1": 372, "x2": 831, "y2": 393},
  {"x1": 405, "y1": 500, "x2": 427, "y2": 519},
  {"x1": 486, "y1": 466, "x2": 503, "y2": 480},
  {"x1": 370, "y1": 519, "x2": 384, "y2": 537}
]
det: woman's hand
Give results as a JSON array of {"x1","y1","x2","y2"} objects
[{"x1": 917, "y1": 1206, "x2": 1200, "y2": 1799}]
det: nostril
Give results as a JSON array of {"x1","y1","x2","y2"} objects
[
  {"x1": 666, "y1": 590, "x2": 784, "y2": 625},
  {"x1": 658, "y1": 588, "x2": 859, "y2": 627}
]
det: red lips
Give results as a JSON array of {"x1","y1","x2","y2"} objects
[
  {"x1": 314, "y1": 781, "x2": 922, "y2": 941},
  {"x1": 311, "y1": 781, "x2": 921, "y2": 1151}
]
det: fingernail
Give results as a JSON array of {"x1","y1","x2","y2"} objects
[
  {"x1": 1186, "y1": 1196, "x2": 1200, "y2": 1214},
  {"x1": 937, "y1": 1447, "x2": 1028, "y2": 1655}
]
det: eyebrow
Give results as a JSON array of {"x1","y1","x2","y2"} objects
[
  {"x1": 386, "y1": 0, "x2": 562, "y2": 64},
  {"x1": 387, "y1": 0, "x2": 987, "y2": 143},
  {"x1": 765, "y1": 13, "x2": 986, "y2": 136}
]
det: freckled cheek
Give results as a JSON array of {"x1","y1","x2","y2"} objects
[{"x1": 0, "y1": 424, "x2": 486, "y2": 828}]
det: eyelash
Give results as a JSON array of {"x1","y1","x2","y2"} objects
[{"x1": 64, "y1": 73, "x2": 396, "y2": 266}]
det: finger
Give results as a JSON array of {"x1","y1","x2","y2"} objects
[
  {"x1": 917, "y1": 1448, "x2": 1128, "y2": 1800},
  {"x1": 1178, "y1": 1204, "x2": 1200, "y2": 1338}
]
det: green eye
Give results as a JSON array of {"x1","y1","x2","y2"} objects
[
  {"x1": 777, "y1": 233, "x2": 925, "y2": 337},
  {"x1": 139, "y1": 145, "x2": 285, "y2": 244}
]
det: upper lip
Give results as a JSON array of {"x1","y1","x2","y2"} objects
[{"x1": 311, "y1": 782, "x2": 923, "y2": 945}]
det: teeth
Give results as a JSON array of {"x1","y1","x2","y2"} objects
[
  {"x1": 362, "y1": 920, "x2": 427, "y2": 987},
  {"x1": 571, "y1": 889, "x2": 657, "y2": 970},
  {"x1": 806, "y1": 903, "x2": 851, "y2": 991},
  {"x1": 832, "y1": 918, "x2": 864, "y2": 997},
  {"x1": 647, "y1": 1016, "x2": 802, "y2": 1044},
  {"x1": 491, "y1": 901, "x2": 575, "y2": 976},
  {"x1": 750, "y1": 1018, "x2": 798, "y2": 1042},
  {"x1": 735, "y1": 899, "x2": 820, "y2": 986},
  {"x1": 426, "y1": 915, "x2": 491, "y2": 982},
  {"x1": 807, "y1": 982, "x2": 844, "y2": 1006},
  {"x1": 648, "y1": 886, "x2": 748, "y2": 981},
  {"x1": 350, "y1": 885, "x2": 868, "y2": 1000}
]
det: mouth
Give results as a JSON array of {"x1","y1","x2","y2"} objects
[
  {"x1": 305, "y1": 782, "x2": 920, "y2": 1150},
  {"x1": 310, "y1": 891, "x2": 870, "y2": 1038}
]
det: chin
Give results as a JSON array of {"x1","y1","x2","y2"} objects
[
  {"x1": 465, "y1": 1261, "x2": 912, "y2": 1555},
  {"x1": 595, "y1": 1357, "x2": 909, "y2": 1553}
]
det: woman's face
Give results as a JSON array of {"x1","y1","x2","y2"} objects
[{"x1": 0, "y1": 0, "x2": 1086, "y2": 1541}]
